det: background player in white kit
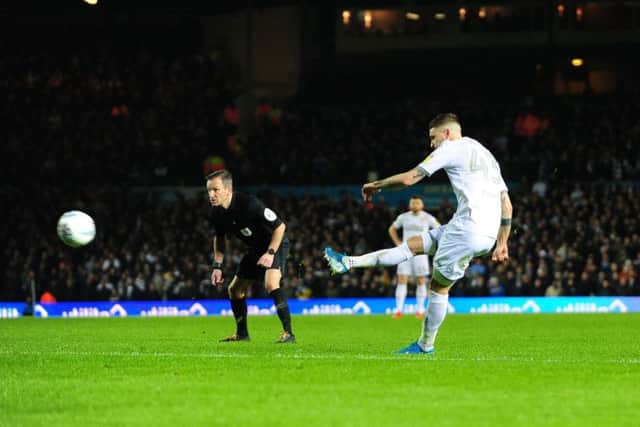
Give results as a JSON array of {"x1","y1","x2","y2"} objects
[
  {"x1": 389, "y1": 196, "x2": 440, "y2": 319},
  {"x1": 324, "y1": 113, "x2": 512, "y2": 354}
]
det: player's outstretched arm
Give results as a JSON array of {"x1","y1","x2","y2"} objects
[
  {"x1": 492, "y1": 191, "x2": 512, "y2": 262},
  {"x1": 362, "y1": 167, "x2": 428, "y2": 202}
]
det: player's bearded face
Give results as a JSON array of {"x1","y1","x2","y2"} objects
[
  {"x1": 409, "y1": 199, "x2": 424, "y2": 212},
  {"x1": 429, "y1": 128, "x2": 446, "y2": 148},
  {"x1": 207, "y1": 178, "x2": 231, "y2": 206}
]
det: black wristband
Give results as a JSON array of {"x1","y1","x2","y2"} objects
[
  {"x1": 501, "y1": 218, "x2": 512, "y2": 226},
  {"x1": 212, "y1": 262, "x2": 223, "y2": 270},
  {"x1": 267, "y1": 248, "x2": 275, "y2": 255}
]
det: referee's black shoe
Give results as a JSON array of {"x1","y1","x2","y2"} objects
[
  {"x1": 219, "y1": 333, "x2": 250, "y2": 342},
  {"x1": 276, "y1": 331, "x2": 296, "y2": 343}
]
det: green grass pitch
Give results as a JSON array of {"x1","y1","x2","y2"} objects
[{"x1": 2, "y1": 314, "x2": 639, "y2": 427}]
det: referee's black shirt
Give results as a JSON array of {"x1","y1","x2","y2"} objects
[{"x1": 210, "y1": 192, "x2": 286, "y2": 251}]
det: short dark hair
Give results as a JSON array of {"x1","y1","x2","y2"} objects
[
  {"x1": 205, "y1": 169, "x2": 233, "y2": 188},
  {"x1": 429, "y1": 113, "x2": 461, "y2": 129},
  {"x1": 410, "y1": 195, "x2": 423, "y2": 201}
]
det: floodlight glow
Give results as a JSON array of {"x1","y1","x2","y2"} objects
[
  {"x1": 342, "y1": 10, "x2": 351, "y2": 25},
  {"x1": 364, "y1": 11, "x2": 372, "y2": 29},
  {"x1": 557, "y1": 4, "x2": 565, "y2": 16}
]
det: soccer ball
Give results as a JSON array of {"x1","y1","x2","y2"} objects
[{"x1": 56, "y1": 211, "x2": 96, "y2": 247}]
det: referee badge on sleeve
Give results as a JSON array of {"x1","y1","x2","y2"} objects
[{"x1": 264, "y1": 208, "x2": 277, "y2": 222}]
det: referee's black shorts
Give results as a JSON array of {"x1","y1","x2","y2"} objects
[{"x1": 236, "y1": 239, "x2": 289, "y2": 281}]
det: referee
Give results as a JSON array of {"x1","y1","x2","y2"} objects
[{"x1": 207, "y1": 170, "x2": 295, "y2": 343}]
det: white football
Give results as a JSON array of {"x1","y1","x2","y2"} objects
[{"x1": 57, "y1": 210, "x2": 96, "y2": 247}]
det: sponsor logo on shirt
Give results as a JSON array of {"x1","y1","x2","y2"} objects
[{"x1": 264, "y1": 208, "x2": 277, "y2": 221}]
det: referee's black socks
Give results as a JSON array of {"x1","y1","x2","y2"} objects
[
  {"x1": 269, "y1": 288, "x2": 293, "y2": 334},
  {"x1": 230, "y1": 298, "x2": 249, "y2": 337}
]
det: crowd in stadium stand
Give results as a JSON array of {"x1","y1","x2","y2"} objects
[
  {"x1": 3, "y1": 183, "x2": 640, "y2": 302},
  {"x1": 1, "y1": 48, "x2": 236, "y2": 187},
  {"x1": 3, "y1": 50, "x2": 640, "y2": 189},
  {"x1": 3, "y1": 49, "x2": 640, "y2": 302}
]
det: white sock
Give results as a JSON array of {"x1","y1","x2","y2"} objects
[
  {"x1": 395, "y1": 284, "x2": 407, "y2": 313},
  {"x1": 416, "y1": 284, "x2": 427, "y2": 314},
  {"x1": 347, "y1": 243, "x2": 413, "y2": 268},
  {"x1": 418, "y1": 291, "x2": 449, "y2": 350}
]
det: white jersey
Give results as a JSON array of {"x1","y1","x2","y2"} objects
[
  {"x1": 417, "y1": 137, "x2": 508, "y2": 239},
  {"x1": 392, "y1": 211, "x2": 440, "y2": 242}
]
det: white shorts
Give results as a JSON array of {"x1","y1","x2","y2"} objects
[
  {"x1": 397, "y1": 254, "x2": 430, "y2": 277},
  {"x1": 421, "y1": 218, "x2": 496, "y2": 282}
]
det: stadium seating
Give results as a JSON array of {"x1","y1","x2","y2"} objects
[
  {"x1": 2, "y1": 49, "x2": 640, "y2": 301},
  {"x1": 3, "y1": 183, "x2": 639, "y2": 301}
]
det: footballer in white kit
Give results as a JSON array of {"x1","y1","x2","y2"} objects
[
  {"x1": 388, "y1": 196, "x2": 440, "y2": 318},
  {"x1": 324, "y1": 113, "x2": 512, "y2": 354}
]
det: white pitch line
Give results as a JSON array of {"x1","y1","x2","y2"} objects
[{"x1": 0, "y1": 350, "x2": 639, "y2": 365}]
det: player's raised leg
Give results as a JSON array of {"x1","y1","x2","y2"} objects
[
  {"x1": 220, "y1": 276, "x2": 252, "y2": 342},
  {"x1": 324, "y1": 233, "x2": 433, "y2": 274}
]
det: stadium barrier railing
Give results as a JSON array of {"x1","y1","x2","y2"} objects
[{"x1": 0, "y1": 297, "x2": 637, "y2": 319}]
